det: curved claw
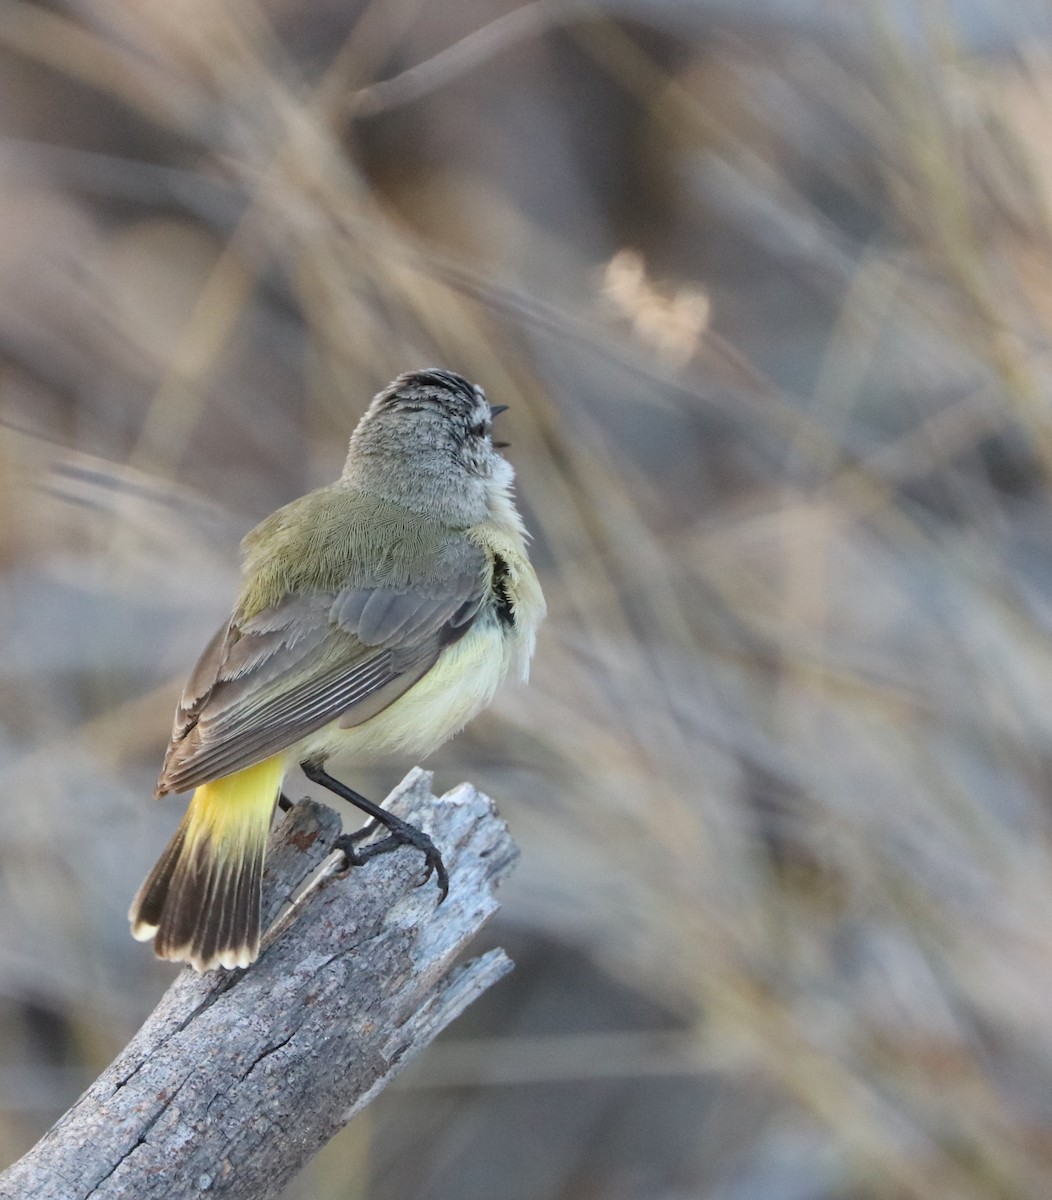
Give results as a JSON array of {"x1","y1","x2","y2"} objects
[
  {"x1": 333, "y1": 827, "x2": 448, "y2": 902},
  {"x1": 417, "y1": 851, "x2": 450, "y2": 903},
  {"x1": 300, "y1": 763, "x2": 449, "y2": 901}
]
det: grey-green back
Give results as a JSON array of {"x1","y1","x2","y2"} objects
[{"x1": 156, "y1": 486, "x2": 489, "y2": 794}]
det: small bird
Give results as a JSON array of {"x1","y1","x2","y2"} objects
[{"x1": 129, "y1": 368, "x2": 545, "y2": 972}]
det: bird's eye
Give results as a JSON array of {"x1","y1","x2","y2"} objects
[{"x1": 469, "y1": 421, "x2": 488, "y2": 439}]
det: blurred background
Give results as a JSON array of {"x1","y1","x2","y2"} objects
[{"x1": 6, "y1": 0, "x2": 1052, "y2": 1196}]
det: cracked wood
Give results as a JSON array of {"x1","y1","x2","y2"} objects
[{"x1": 0, "y1": 770, "x2": 518, "y2": 1200}]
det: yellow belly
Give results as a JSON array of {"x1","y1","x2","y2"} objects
[{"x1": 292, "y1": 620, "x2": 511, "y2": 767}]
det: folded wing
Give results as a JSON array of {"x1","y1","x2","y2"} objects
[{"x1": 157, "y1": 545, "x2": 488, "y2": 794}]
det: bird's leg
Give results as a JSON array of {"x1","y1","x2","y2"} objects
[
  {"x1": 345, "y1": 816, "x2": 382, "y2": 846},
  {"x1": 299, "y1": 760, "x2": 449, "y2": 901}
]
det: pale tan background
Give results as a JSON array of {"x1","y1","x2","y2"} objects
[{"x1": 4, "y1": 2, "x2": 1052, "y2": 1197}]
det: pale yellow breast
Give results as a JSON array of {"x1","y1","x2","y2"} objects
[
  {"x1": 292, "y1": 619, "x2": 513, "y2": 768},
  {"x1": 292, "y1": 509, "x2": 545, "y2": 773}
]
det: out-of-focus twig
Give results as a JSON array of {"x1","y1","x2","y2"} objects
[{"x1": 348, "y1": 0, "x2": 567, "y2": 117}]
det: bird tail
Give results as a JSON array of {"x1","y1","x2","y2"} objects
[{"x1": 129, "y1": 755, "x2": 285, "y2": 972}]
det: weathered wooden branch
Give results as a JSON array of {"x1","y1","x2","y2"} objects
[{"x1": 0, "y1": 769, "x2": 518, "y2": 1200}]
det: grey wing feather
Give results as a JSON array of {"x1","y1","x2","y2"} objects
[
  {"x1": 330, "y1": 567, "x2": 483, "y2": 646},
  {"x1": 157, "y1": 542, "x2": 489, "y2": 794},
  {"x1": 169, "y1": 621, "x2": 231, "y2": 743}
]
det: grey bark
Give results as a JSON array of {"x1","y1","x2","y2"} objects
[{"x1": 0, "y1": 769, "x2": 518, "y2": 1200}]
